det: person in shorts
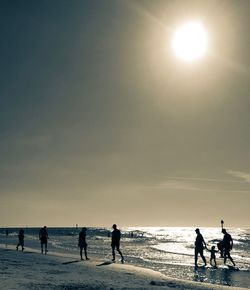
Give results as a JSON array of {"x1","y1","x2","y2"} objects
[
  {"x1": 194, "y1": 228, "x2": 207, "y2": 268},
  {"x1": 39, "y1": 226, "x2": 48, "y2": 254},
  {"x1": 16, "y1": 228, "x2": 24, "y2": 251},
  {"x1": 78, "y1": 227, "x2": 89, "y2": 260},
  {"x1": 111, "y1": 224, "x2": 124, "y2": 263},
  {"x1": 222, "y1": 228, "x2": 235, "y2": 266}
]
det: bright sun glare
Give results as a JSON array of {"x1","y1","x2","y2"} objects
[{"x1": 172, "y1": 21, "x2": 208, "y2": 62}]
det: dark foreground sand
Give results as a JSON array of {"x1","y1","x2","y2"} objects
[{"x1": 0, "y1": 246, "x2": 246, "y2": 290}]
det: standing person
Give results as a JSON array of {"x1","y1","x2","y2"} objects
[
  {"x1": 111, "y1": 224, "x2": 124, "y2": 263},
  {"x1": 194, "y1": 228, "x2": 207, "y2": 268},
  {"x1": 39, "y1": 226, "x2": 48, "y2": 254},
  {"x1": 16, "y1": 228, "x2": 25, "y2": 251},
  {"x1": 78, "y1": 227, "x2": 89, "y2": 260},
  {"x1": 222, "y1": 229, "x2": 236, "y2": 266}
]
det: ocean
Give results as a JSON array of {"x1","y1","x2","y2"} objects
[{"x1": 1, "y1": 227, "x2": 250, "y2": 288}]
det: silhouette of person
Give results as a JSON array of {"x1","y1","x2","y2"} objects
[
  {"x1": 222, "y1": 228, "x2": 235, "y2": 266},
  {"x1": 78, "y1": 227, "x2": 89, "y2": 260},
  {"x1": 217, "y1": 240, "x2": 224, "y2": 258},
  {"x1": 39, "y1": 226, "x2": 48, "y2": 254},
  {"x1": 16, "y1": 228, "x2": 24, "y2": 251},
  {"x1": 5, "y1": 229, "x2": 9, "y2": 238},
  {"x1": 206, "y1": 245, "x2": 218, "y2": 267},
  {"x1": 194, "y1": 228, "x2": 207, "y2": 268},
  {"x1": 111, "y1": 224, "x2": 124, "y2": 263}
]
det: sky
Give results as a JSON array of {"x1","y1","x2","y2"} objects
[{"x1": 0, "y1": 0, "x2": 250, "y2": 228}]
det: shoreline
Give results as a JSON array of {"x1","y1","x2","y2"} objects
[{"x1": 0, "y1": 245, "x2": 247, "y2": 290}]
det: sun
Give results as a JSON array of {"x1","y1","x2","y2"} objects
[{"x1": 172, "y1": 21, "x2": 208, "y2": 62}]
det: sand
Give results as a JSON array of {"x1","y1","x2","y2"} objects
[{"x1": 0, "y1": 244, "x2": 247, "y2": 290}]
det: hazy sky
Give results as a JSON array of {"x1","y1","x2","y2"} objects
[{"x1": 1, "y1": 0, "x2": 250, "y2": 227}]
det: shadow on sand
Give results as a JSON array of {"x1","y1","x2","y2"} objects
[{"x1": 96, "y1": 261, "x2": 113, "y2": 267}]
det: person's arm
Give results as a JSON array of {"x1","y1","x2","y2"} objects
[{"x1": 202, "y1": 236, "x2": 207, "y2": 247}]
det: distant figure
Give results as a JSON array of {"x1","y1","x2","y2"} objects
[
  {"x1": 222, "y1": 228, "x2": 235, "y2": 266},
  {"x1": 130, "y1": 232, "x2": 134, "y2": 238},
  {"x1": 39, "y1": 226, "x2": 48, "y2": 254},
  {"x1": 194, "y1": 228, "x2": 207, "y2": 268},
  {"x1": 206, "y1": 245, "x2": 218, "y2": 267},
  {"x1": 111, "y1": 224, "x2": 124, "y2": 263},
  {"x1": 16, "y1": 228, "x2": 25, "y2": 251},
  {"x1": 78, "y1": 227, "x2": 89, "y2": 260}
]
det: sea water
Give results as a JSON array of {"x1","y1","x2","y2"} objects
[{"x1": 1, "y1": 227, "x2": 250, "y2": 288}]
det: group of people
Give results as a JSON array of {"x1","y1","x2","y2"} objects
[
  {"x1": 15, "y1": 224, "x2": 124, "y2": 263},
  {"x1": 194, "y1": 228, "x2": 236, "y2": 268},
  {"x1": 78, "y1": 224, "x2": 124, "y2": 263},
  {"x1": 16, "y1": 226, "x2": 49, "y2": 254},
  {"x1": 14, "y1": 225, "x2": 236, "y2": 268}
]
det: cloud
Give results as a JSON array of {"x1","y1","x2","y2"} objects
[
  {"x1": 150, "y1": 176, "x2": 250, "y2": 194},
  {"x1": 227, "y1": 170, "x2": 250, "y2": 183}
]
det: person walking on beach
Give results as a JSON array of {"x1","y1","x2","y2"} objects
[
  {"x1": 194, "y1": 228, "x2": 207, "y2": 268},
  {"x1": 16, "y1": 228, "x2": 24, "y2": 251},
  {"x1": 78, "y1": 227, "x2": 89, "y2": 260},
  {"x1": 39, "y1": 226, "x2": 48, "y2": 254},
  {"x1": 206, "y1": 245, "x2": 218, "y2": 267},
  {"x1": 111, "y1": 224, "x2": 124, "y2": 263},
  {"x1": 222, "y1": 229, "x2": 236, "y2": 266}
]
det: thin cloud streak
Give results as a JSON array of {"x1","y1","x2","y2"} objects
[
  {"x1": 151, "y1": 182, "x2": 250, "y2": 194},
  {"x1": 163, "y1": 175, "x2": 250, "y2": 184},
  {"x1": 227, "y1": 170, "x2": 250, "y2": 183}
]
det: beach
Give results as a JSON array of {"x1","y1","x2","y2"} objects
[{"x1": 0, "y1": 245, "x2": 247, "y2": 290}]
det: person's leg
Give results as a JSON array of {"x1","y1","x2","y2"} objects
[
  {"x1": 80, "y1": 246, "x2": 83, "y2": 260},
  {"x1": 112, "y1": 245, "x2": 115, "y2": 261},
  {"x1": 116, "y1": 245, "x2": 124, "y2": 262},
  {"x1": 210, "y1": 258, "x2": 213, "y2": 266},
  {"x1": 41, "y1": 243, "x2": 43, "y2": 254},
  {"x1": 84, "y1": 245, "x2": 89, "y2": 260},
  {"x1": 194, "y1": 248, "x2": 198, "y2": 267},
  {"x1": 45, "y1": 242, "x2": 48, "y2": 254},
  {"x1": 200, "y1": 249, "x2": 206, "y2": 266},
  {"x1": 228, "y1": 253, "x2": 235, "y2": 266},
  {"x1": 21, "y1": 240, "x2": 24, "y2": 251},
  {"x1": 224, "y1": 249, "x2": 228, "y2": 264},
  {"x1": 16, "y1": 240, "x2": 20, "y2": 250}
]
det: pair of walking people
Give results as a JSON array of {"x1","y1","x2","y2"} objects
[
  {"x1": 78, "y1": 224, "x2": 124, "y2": 263},
  {"x1": 16, "y1": 226, "x2": 49, "y2": 254},
  {"x1": 195, "y1": 228, "x2": 235, "y2": 268}
]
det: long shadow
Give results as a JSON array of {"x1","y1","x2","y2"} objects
[
  {"x1": 96, "y1": 261, "x2": 113, "y2": 266},
  {"x1": 62, "y1": 260, "x2": 82, "y2": 265}
]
